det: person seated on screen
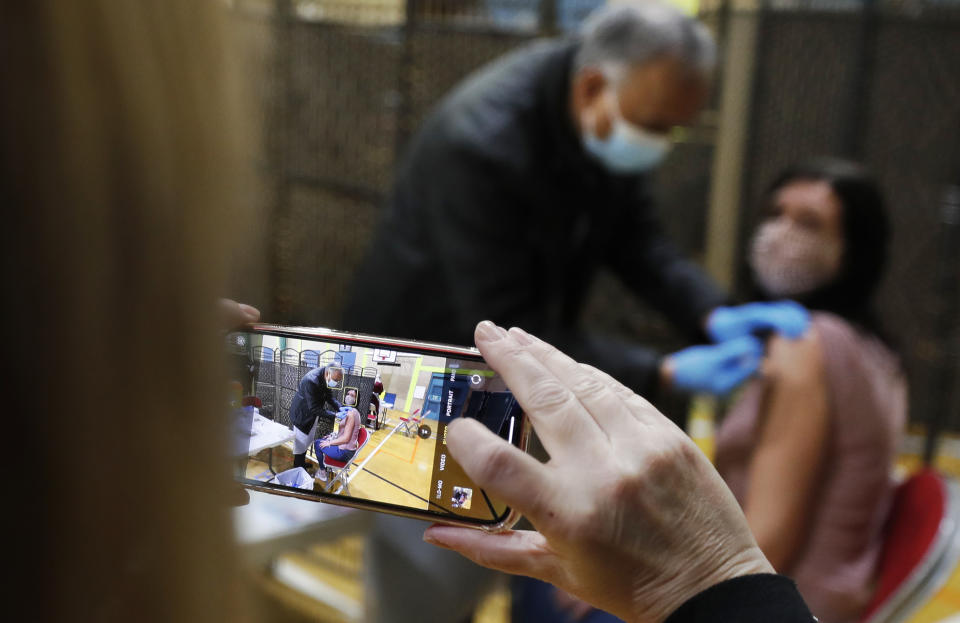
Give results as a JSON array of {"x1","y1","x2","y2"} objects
[
  {"x1": 315, "y1": 406, "x2": 362, "y2": 482},
  {"x1": 713, "y1": 157, "x2": 906, "y2": 623}
]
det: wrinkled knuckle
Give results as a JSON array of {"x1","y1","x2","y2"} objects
[
  {"x1": 539, "y1": 346, "x2": 571, "y2": 371},
  {"x1": 568, "y1": 374, "x2": 607, "y2": 398},
  {"x1": 580, "y1": 364, "x2": 617, "y2": 388},
  {"x1": 526, "y1": 380, "x2": 574, "y2": 412},
  {"x1": 625, "y1": 393, "x2": 657, "y2": 415},
  {"x1": 503, "y1": 344, "x2": 530, "y2": 362},
  {"x1": 578, "y1": 363, "x2": 602, "y2": 377}
]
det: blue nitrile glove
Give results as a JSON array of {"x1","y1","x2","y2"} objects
[
  {"x1": 707, "y1": 300, "x2": 810, "y2": 343},
  {"x1": 336, "y1": 405, "x2": 352, "y2": 420},
  {"x1": 668, "y1": 335, "x2": 765, "y2": 396}
]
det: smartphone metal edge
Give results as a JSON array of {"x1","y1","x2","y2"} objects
[{"x1": 248, "y1": 323, "x2": 484, "y2": 358}]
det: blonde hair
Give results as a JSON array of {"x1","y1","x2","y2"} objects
[{"x1": 2, "y1": 2, "x2": 259, "y2": 620}]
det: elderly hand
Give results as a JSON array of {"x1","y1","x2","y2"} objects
[
  {"x1": 707, "y1": 300, "x2": 810, "y2": 343},
  {"x1": 423, "y1": 322, "x2": 772, "y2": 623}
]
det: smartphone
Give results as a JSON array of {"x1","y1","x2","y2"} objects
[{"x1": 225, "y1": 324, "x2": 529, "y2": 532}]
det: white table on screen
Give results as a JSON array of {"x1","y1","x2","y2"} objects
[
  {"x1": 234, "y1": 412, "x2": 294, "y2": 478},
  {"x1": 247, "y1": 413, "x2": 294, "y2": 455}
]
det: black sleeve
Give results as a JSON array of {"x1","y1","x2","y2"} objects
[
  {"x1": 427, "y1": 153, "x2": 666, "y2": 395},
  {"x1": 552, "y1": 330, "x2": 664, "y2": 397},
  {"x1": 664, "y1": 575, "x2": 816, "y2": 623},
  {"x1": 424, "y1": 150, "x2": 547, "y2": 340},
  {"x1": 300, "y1": 372, "x2": 324, "y2": 418},
  {"x1": 425, "y1": 152, "x2": 675, "y2": 394},
  {"x1": 605, "y1": 181, "x2": 727, "y2": 339}
]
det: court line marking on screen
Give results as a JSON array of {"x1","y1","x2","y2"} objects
[
  {"x1": 380, "y1": 435, "x2": 421, "y2": 464},
  {"x1": 353, "y1": 468, "x2": 432, "y2": 506},
  {"x1": 346, "y1": 420, "x2": 404, "y2": 485},
  {"x1": 353, "y1": 468, "x2": 464, "y2": 516}
]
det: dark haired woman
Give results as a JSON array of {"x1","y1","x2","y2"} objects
[{"x1": 714, "y1": 158, "x2": 906, "y2": 623}]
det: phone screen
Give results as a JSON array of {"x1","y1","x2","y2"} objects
[{"x1": 225, "y1": 327, "x2": 524, "y2": 527}]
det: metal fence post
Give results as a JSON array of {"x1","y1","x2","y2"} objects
[{"x1": 924, "y1": 185, "x2": 960, "y2": 463}]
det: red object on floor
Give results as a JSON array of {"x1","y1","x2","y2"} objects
[
  {"x1": 323, "y1": 427, "x2": 369, "y2": 469},
  {"x1": 859, "y1": 467, "x2": 947, "y2": 621},
  {"x1": 399, "y1": 408, "x2": 420, "y2": 424},
  {"x1": 241, "y1": 395, "x2": 262, "y2": 408}
]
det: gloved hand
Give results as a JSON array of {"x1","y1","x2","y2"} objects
[
  {"x1": 707, "y1": 300, "x2": 810, "y2": 343},
  {"x1": 666, "y1": 335, "x2": 764, "y2": 396}
]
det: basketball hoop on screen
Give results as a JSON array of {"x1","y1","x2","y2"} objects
[{"x1": 372, "y1": 349, "x2": 397, "y2": 364}]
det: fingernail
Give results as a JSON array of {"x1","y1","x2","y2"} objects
[
  {"x1": 238, "y1": 303, "x2": 260, "y2": 321},
  {"x1": 422, "y1": 528, "x2": 447, "y2": 547},
  {"x1": 509, "y1": 326, "x2": 533, "y2": 345},
  {"x1": 476, "y1": 320, "x2": 506, "y2": 343}
]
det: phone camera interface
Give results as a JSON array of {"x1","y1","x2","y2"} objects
[{"x1": 227, "y1": 332, "x2": 522, "y2": 522}]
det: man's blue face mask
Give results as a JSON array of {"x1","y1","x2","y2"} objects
[
  {"x1": 582, "y1": 89, "x2": 671, "y2": 175},
  {"x1": 327, "y1": 378, "x2": 339, "y2": 389}
]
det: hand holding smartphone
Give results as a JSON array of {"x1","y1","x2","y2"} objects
[{"x1": 226, "y1": 324, "x2": 529, "y2": 531}]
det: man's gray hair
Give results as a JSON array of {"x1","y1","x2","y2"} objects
[{"x1": 574, "y1": 1, "x2": 717, "y2": 79}]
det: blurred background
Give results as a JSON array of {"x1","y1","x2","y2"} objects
[
  {"x1": 228, "y1": 0, "x2": 959, "y2": 437},
  {"x1": 224, "y1": 0, "x2": 960, "y2": 619}
]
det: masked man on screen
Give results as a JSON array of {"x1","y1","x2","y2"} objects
[
  {"x1": 290, "y1": 364, "x2": 345, "y2": 469},
  {"x1": 345, "y1": 1, "x2": 804, "y2": 400}
]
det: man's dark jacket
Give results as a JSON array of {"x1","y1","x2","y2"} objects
[
  {"x1": 345, "y1": 39, "x2": 725, "y2": 394},
  {"x1": 289, "y1": 365, "x2": 342, "y2": 434}
]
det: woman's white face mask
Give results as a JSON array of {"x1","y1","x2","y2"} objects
[{"x1": 749, "y1": 219, "x2": 843, "y2": 297}]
